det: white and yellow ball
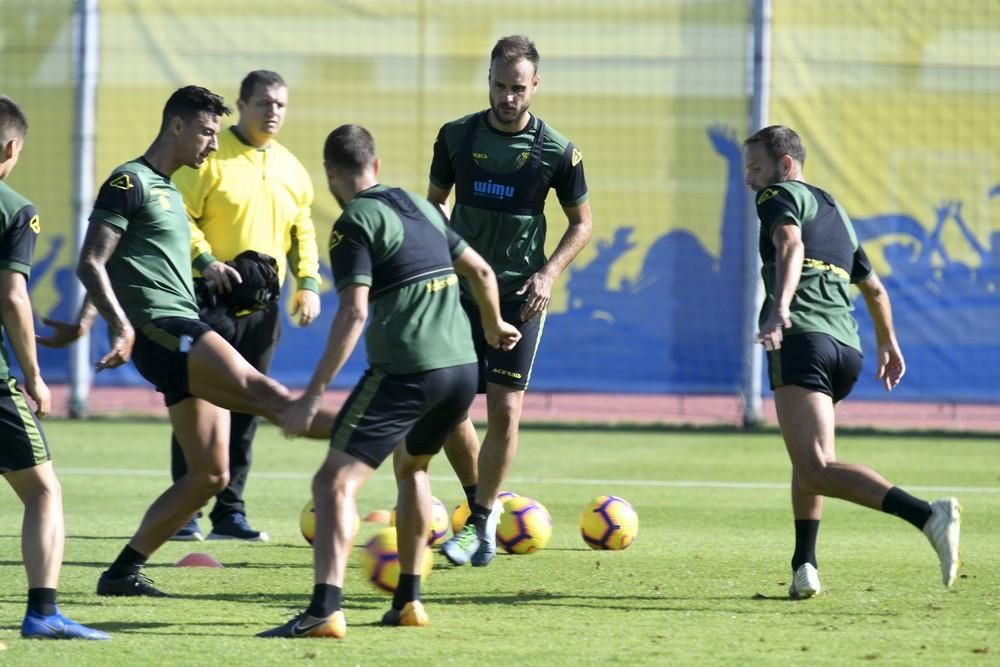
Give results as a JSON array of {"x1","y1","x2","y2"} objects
[
  {"x1": 579, "y1": 495, "x2": 639, "y2": 550},
  {"x1": 361, "y1": 526, "x2": 434, "y2": 594},
  {"x1": 496, "y1": 496, "x2": 552, "y2": 554}
]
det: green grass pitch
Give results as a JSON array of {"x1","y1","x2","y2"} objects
[{"x1": 1, "y1": 420, "x2": 997, "y2": 665}]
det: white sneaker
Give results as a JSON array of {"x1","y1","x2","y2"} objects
[
  {"x1": 788, "y1": 563, "x2": 821, "y2": 599},
  {"x1": 923, "y1": 497, "x2": 961, "y2": 588}
]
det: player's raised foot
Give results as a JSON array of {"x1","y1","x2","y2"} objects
[
  {"x1": 440, "y1": 524, "x2": 480, "y2": 566},
  {"x1": 257, "y1": 611, "x2": 346, "y2": 638},
  {"x1": 471, "y1": 501, "x2": 503, "y2": 567},
  {"x1": 381, "y1": 601, "x2": 429, "y2": 627},
  {"x1": 923, "y1": 497, "x2": 961, "y2": 588},
  {"x1": 170, "y1": 517, "x2": 204, "y2": 542},
  {"x1": 21, "y1": 609, "x2": 110, "y2": 640},
  {"x1": 97, "y1": 570, "x2": 170, "y2": 597},
  {"x1": 207, "y1": 512, "x2": 269, "y2": 542},
  {"x1": 788, "y1": 563, "x2": 821, "y2": 600}
]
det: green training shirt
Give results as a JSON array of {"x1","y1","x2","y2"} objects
[
  {"x1": 430, "y1": 112, "x2": 588, "y2": 298},
  {"x1": 0, "y1": 181, "x2": 40, "y2": 380},
  {"x1": 90, "y1": 158, "x2": 199, "y2": 327},
  {"x1": 755, "y1": 180, "x2": 874, "y2": 352},
  {"x1": 329, "y1": 184, "x2": 476, "y2": 374}
]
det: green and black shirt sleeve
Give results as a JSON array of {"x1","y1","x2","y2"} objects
[
  {"x1": 850, "y1": 244, "x2": 873, "y2": 284},
  {"x1": 429, "y1": 124, "x2": 455, "y2": 189},
  {"x1": 0, "y1": 204, "x2": 39, "y2": 277},
  {"x1": 755, "y1": 185, "x2": 803, "y2": 236},
  {"x1": 550, "y1": 142, "x2": 589, "y2": 208},
  {"x1": 91, "y1": 170, "x2": 145, "y2": 231},
  {"x1": 329, "y1": 218, "x2": 373, "y2": 291}
]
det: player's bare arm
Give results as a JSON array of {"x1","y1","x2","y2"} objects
[
  {"x1": 757, "y1": 219, "x2": 802, "y2": 351},
  {"x1": 38, "y1": 295, "x2": 98, "y2": 348},
  {"x1": 453, "y1": 246, "x2": 521, "y2": 351},
  {"x1": 426, "y1": 183, "x2": 453, "y2": 218},
  {"x1": 283, "y1": 283, "x2": 369, "y2": 438},
  {"x1": 0, "y1": 269, "x2": 50, "y2": 416},
  {"x1": 517, "y1": 200, "x2": 592, "y2": 321},
  {"x1": 857, "y1": 272, "x2": 905, "y2": 391},
  {"x1": 75, "y1": 220, "x2": 136, "y2": 370}
]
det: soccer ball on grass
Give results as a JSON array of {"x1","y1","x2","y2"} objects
[
  {"x1": 579, "y1": 495, "x2": 638, "y2": 550},
  {"x1": 496, "y1": 496, "x2": 552, "y2": 554},
  {"x1": 361, "y1": 526, "x2": 434, "y2": 594}
]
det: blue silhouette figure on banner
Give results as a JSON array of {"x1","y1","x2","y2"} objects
[
  {"x1": 533, "y1": 124, "x2": 749, "y2": 393},
  {"x1": 851, "y1": 187, "x2": 1000, "y2": 401}
]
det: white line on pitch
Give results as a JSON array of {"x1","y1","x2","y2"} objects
[{"x1": 53, "y1": 467, "x2": 1000, "y2": 494}]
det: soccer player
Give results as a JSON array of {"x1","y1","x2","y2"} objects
[
  {"x1": 743, "y1": 125, "x2": 961, "y2": 598},
  {"x1": 258, "y1": 124, "x2": 520, "y2": 638},
  {"x1": 169, "y1": 70, "x2": 322, "y2": 543},
  {"x1": 38, "y1": 86, "x2": 334, "y2": 598},
  {"x1": 431, "y1": 35, "x2": 592, "y2": 567},
  {"x1": 0, "y1": 95, "x2": 108, "y2": 639}
]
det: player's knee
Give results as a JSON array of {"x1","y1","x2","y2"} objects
[
  {"x1": 795, "y1": 462, "x2": 832, "y2": 495},
  {"x1": 22, "y1": 477, "x2": 62, "y2": 510},
  {"x1": 486, "y1": 408, "x2": 520, "y2": 438},
  {"x1": 189, "y1": 469, "x2": 229, "y2": 496}
]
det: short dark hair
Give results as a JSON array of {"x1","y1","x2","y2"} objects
[
  {"x1": 239, "y1": 70, "x2": 286, "y2": 102},
  {"x1": 323, "y1": 124, "x2": 376, "y2": 173},
  {"x1": 161, "y1": 85, "x2": 231, "y2": 130},
  {"x1": 490, "y1": 35, "x2": 540, "y2": 71},
  {"x1": 743, "y1": 125, "x2": 806, "y2": 164},
  {"x1": 0, "y1": 95, "x2": 28, "y2": 141}
]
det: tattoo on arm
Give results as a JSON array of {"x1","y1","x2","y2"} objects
[{"x1": 76, "y1": 221, "x2": 132, "y2": 333}]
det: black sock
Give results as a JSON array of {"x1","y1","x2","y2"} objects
[
  {"x1": 27, "y1": 588, "x2": 57, "y2": 616},
  {"x1": 462, "y1": 484, "x2": 478, "y2": 508},
  {"x1": 881, "y1": 486, "x2": 933, "y2": 530},
  {"x1": 791, "y1": 520, "x2": 820, "y2": 571},
  {"x1": 106, "y1": 545, "x2": 148, "y2": 579},
  {"x1": 392, "y1": 574, "x2": 421, "y2": 611},
  {"x1": 468, "y1": 502, "x2": 491, "y2": 536},
  {"x1": 306, "y1": 584, "x2": 342, "y2": 618}
]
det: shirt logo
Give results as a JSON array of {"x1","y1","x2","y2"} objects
[
  {"x1": 29, "y1": 215, "x2": 40, "y2": 234},
  {"x1": 757, "y1": 188, "x2": 780, "y2": 204},
  {"x1": 514, "y1": 151, "x2": 530, "y2": 169},
  {"x1": 329, "y1": 229, "x2": 344, "y2": 250},
  {"x1": 472, "y1": 152, "x2": 488, "y2": 160},
  {"x1": 473, "y1": 179, "x2": 516, "y2": 200},
  {"x1": 109, "y1": 174, "x2": 133, "y2": 190},
  {"x1": 572, "y1": 148, "x2": 583, "y2": 167}
]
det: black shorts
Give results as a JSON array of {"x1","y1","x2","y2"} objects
[
  {"x1": 330, "y1": 363, "x2": 477, "y2": 468},
  {"x1": 131, "y1": 317, "x2": 214, "y2": 407},
  {"x1": 462, "y1": 299, "x2": 544, "y2": 392},
  {"x1": 0, "y1": 377, "x2": 50, "y2": 474},
  {"x1": 767, "y1": 332, "x2": 863, "y2": 403}
]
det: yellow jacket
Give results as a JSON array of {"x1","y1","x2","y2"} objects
[{"x1": 173, "y1": 127, "x2": 321, "y2": 292}]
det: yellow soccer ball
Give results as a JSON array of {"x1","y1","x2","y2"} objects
[
  {"x1": 496, "y1": 496, "x2": 552, "y2": 554},
  {"x1": 361, "y1": 526, "x2": 434, "y2": 594},
  {"x1": 300, "y1": 499, "x2": 360, "y2": 545},
  {"x1": 579, "y1": 495, "x2": 639, "y2": 550}
]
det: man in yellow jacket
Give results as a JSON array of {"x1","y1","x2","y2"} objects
[{"x1": 170, "y1": 70, "x2": 321, "y2": 542}]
